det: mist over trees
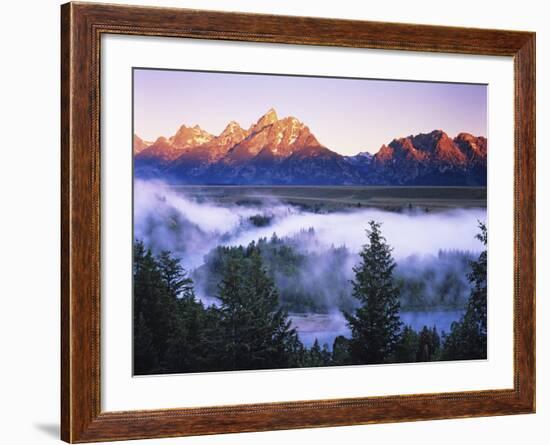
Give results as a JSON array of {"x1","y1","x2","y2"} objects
[
  {"x1": 194, "y1": 231, "x2": 476, "y2": 314},
  {"x1": 133, "y1": 221, "x2": 488, "y2": 374},
  {"x1": 212, "y1": 244, "x2": 303, "y2": 370},
  {"x1": 441, "y1": 222, "x2": 488, "y2": 360},
  {"x1": 194, "y1": 231, "x2": 357, "y2": 313}
]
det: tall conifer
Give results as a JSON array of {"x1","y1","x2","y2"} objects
[{"x1": 344, "y1": 221, "x2": 402, "y2": 364}]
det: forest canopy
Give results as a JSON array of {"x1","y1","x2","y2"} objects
[{"x1": 133, "y1": 221, "x2": 487, "y2": 374}]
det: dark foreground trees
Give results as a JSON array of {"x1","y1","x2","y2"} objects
[
  {"x1": 342, "y1": 220, "x2": 486, "y2": 365},
  {"x1": 442, "y1": 222, "x2": 488, "y2": 360},
  {"x1": 133, "y1": 240, "x2": 304, "y2": 374},
  {"x1": 133, "y1": 240, "x2": 212, "y2": 374},
  {"x1": 133, "y1": 220, "x2": 488, "y2": 374},
  {"x1": 392, "y1": 325, "x2": 441, "y2": 363},
  {"x1": 214, "y1": 243, "x2": 302, "y2": 370}
]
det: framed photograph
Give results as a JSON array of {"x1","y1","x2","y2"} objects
[{"x1": 61, "y1": 2, "x2": 535, "y2": 442}]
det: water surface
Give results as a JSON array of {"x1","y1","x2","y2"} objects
[{"x1": 290, "y1": 309, "x2": 465, "y2": 349}]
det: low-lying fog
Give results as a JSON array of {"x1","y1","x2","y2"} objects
[
  {"x1": 134, "y1": 180, "x2": 487, "y2": 347},
  {"x1": 135, "y1": 181, "x2": 485, "y2": 263}
]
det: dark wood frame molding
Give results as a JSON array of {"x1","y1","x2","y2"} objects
[{"x1": 61, "y1": 2, "x2": 536, "y2": 442}]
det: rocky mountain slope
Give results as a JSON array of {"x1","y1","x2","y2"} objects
[{"x1": 134, "y1": 109, "x2": 487, "y2": 186}]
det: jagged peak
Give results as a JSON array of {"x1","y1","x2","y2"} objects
[
  {"x1": 220, "y1": 120, "x2": 244, "y2": 136},
  {"x1": 154, "y1": 136, "x2": 169, "y2": 144},
  {"x1": 404, "y1": 129, "x2": 441, "y2": 139},
  {"x1": 168, "y1": 123, "x2": 214, "y2": 148},
  {"x1": 455, "y1": 132, "x2": 478, "y2": 141},
  {"x1": 281, "y1": 115, "x2": 299, "y2": 122},
  {"x1": 174, "y1": 123, "x2": 208, "y2": 133},
  {"x1": 263, "y1": 107, "x2": 278, "y2": 119},
  {"x1": 133, "y1": 134, "x2": 151, "y2": 154},
  {"x1": 392, "y1": 136, "x2": 413, "y2": 146},
  {"x1": 251, "y1": 108, "x2": 279, "y2": 132},
  {"x1": 375, "y1": 144, "x2": 394, "y2": 160},
  {"x1": 278, "y1": 115, "x2": 303, "y2": 127}
]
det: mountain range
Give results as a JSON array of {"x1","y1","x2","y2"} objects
[{"x1": 134, "y1": 108, "x2": 487, "y2": 186}]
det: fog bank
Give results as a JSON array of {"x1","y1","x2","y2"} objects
[{"x1": 134, "y1": 180, "x2": 485, "y2": 267}]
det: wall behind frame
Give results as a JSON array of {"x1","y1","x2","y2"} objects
[{"x1": 0, "y1": 0, "x2": 545, "y2": 444}]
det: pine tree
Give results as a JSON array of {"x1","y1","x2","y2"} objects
[
  {"x1": 344, "y1": 221, "x2": 402, "y2": 364},
  {"x1": 443, "y1": 222, "x2": 487, "y2": 360},
  {"x1": 467, "y1": 223, "x2": 487, "y2": 338},
  {"x1": 157, "y1": 250, "x2": 194, "y2": 300},
  {"x1": 332, "y1": 335, "x2": 351, "y2": 365},
  {"x1": 156, "y1": 248, "x2": 204, "y2": 372},
  {"x1": 133, "y1": 312, "x2": 157, "y2": 373},
  {"x1": 133, "y1": 242, "x2": 214, "y2": 374},
  {"x1": 216, "y1": 245, "x2": 300, "y2": 371},
  {"x1": 217, "y1": 256, "x2": 247, "y2": 370},
  {"x1": 163, "y1": 297, "x2": 211, "y2": 373},
  {"x1": 321, "y1": 343, "x2": 332, "y2": 365},
  {"x1": 248, "y1": 247, "x2": 302, "y2": 368},
  {"x1": 307, "y1": 339, "x2": 325, "y2": 367},
  {"x1": 393, "y1": 326, "x2": 419, "y2": 363},
  {"x1": 133, "y1": 241, "x2": 178, "y2": 374},
  {"x1": 416, "y1": 325, "x2": 440, "y2": 362}
]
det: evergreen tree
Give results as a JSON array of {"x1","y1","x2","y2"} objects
[
  {"x1": 443, "y1": 222, "x2": 487, "y2": 360},
  {"x1": 133, "y1": 312, "x2": 157, "y2": 373},
  {"x1": 467, "y1": 223, "x2": 488, "y2": 338},
  {"x1": 306, "y1": 339, "x2": 330, "y2": 367},
  {"x1": 216, "y1": 245, "x2": 300, "y2": 371},
  {"x1": 216, "y1": 256, "x2": 247, "y2": 370},
  {"x1": 133, "y1": 240, "x2": 178, "y2": 374},
  {"x1": 321, "y1": 343, "x2": 332, "y2": 365},
  {"x1": 344, "y1": 221, "x2": 402, "y2": 364},
  {"x1": 332, "y1": 335, "x2": 352, "y2": 365},
  {"x1": 133, "y1": 241, "x2": 215, "y2": 374},
  {"x1": 155, "y1": 248, "x2": 210, "y2": 372},
  {"x1": 393, "y1": 325, "x2": 419, "y2": 363},
  {"x1": 157, "y1": 250, "x2": 194, "y2": 299},
  {"x1": 416, "y1": 325, "x2": 440, "y2": 362},
  {"x1": 163, "y1": 289, "x2": 210, "y2": 373}
]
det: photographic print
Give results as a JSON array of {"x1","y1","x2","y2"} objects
[{"x1": 132, "y1": 68, "x2": 488, "y2": 375}]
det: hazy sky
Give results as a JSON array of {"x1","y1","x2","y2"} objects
[{"x1": 133, "y1": 68, "x2": 487, "y2": 155}]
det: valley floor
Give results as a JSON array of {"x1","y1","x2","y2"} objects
[{"x1": 168, "y1": 185, "x2": 487, "y2": 211}]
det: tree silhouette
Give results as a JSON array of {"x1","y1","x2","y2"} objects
[
  {"x1": 344, "y1": 221, "x2": 402, "y2": 364},
  {"x1": 443, "y1": 222, "x2": 487, "y2": 360},
  {"x1": 216, "y1": 244, "x2": 300, "y2": 370}
]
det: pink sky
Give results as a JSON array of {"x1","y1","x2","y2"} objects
[{"x1": 134, "y1": 68, "x2": 487, "y2": 156}]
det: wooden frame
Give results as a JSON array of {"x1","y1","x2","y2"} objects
[{"x1": 61, "y1": 2, "x2": 535, "y2": 442}]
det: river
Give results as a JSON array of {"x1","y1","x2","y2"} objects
[{"x1": 289, "y1": 309, "x2": 464, "y2": 349}]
